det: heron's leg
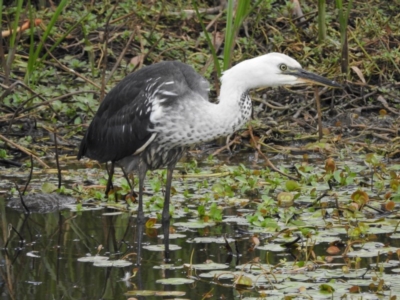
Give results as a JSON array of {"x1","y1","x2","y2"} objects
[
  {"x1": 105, "y1": 161, "x2": 115, "y2": 198},
  {"x1": 162, "y1": 165, "x2": 175, "y2": 261},
  {"x1": 136, "y1": 162, "x2": 147, "y2": 266},
  {"x1": 121, "y1": 166, "x2": 138, "y2": 197}
]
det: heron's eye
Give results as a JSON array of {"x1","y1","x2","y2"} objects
[{"x1": 280, "y1": 64, "x2": 288, "y2": 71}]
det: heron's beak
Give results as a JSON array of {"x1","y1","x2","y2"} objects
[{"x1": 289, "y1": 68, "x2": 341, "y2": 88}]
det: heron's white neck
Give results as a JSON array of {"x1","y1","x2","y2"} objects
[{"x1": 196, "y1": 65, "x2": 255, "y2": 140}]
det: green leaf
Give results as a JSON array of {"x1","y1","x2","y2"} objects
[
  {"x1": 41, "y1": 182, "x2": 57, "y2": 193},
  {"x1": 198, "y1": 205, "x2": 205, "y2": 217}
]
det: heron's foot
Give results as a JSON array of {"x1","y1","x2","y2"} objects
[{"x1": 130, "y1": 189, "x2": 138, "y2": 198}]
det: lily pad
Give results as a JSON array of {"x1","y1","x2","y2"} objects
[
  {"x1": 199, "y1": 270, "x2": 235, "y2": 279},
  {"x1": 190, "y1": 262, "x2": 229, "y2": 270},
  {"x1": 257, "y1": 243, "x2": 285, "y2": 252},
  {"x1": 102, "y1": 211, "x2": 123, "y2": 216},
  {"x1": 174, "y1": 220, "x2": 216, "y2": 229},
  {"x1": 157, "y1": 233, "x2": 187, "y2": 239},
  {"x1": 93, "y1": 259, "x2": 133, "y2": 267},
  {"x1": 156, "y1": 278, "x2": 194, "y2": 285},
  {"x1": 153, "y1": 264, "x2": 184, "y2": 270},
  {"x1": 143, "y1": 244, "x2": 182, "y2": 251},
  {"x1": 77, "y1": 256, "x2": 109, "y2": 262},
  {"x1": 124, "y1": 290, "x2": 186, "y2": 296},
  {"x1": 188, "y1": 236, "x2": 234, "y2": 244}
]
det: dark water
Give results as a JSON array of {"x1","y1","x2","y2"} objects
[
  {"x1": 2, "y1": 201, "x2": 398, "y2": 300},
  {"x1": 0, "y1": 202, "x2": 253, "y2": 299},
  {"x1": 1, "y1": 154, "x2": 400, "y2": 299}
]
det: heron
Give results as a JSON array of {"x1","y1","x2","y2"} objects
[{"x1": 77, "y1": 53, "x2": 340, "y2": 264}]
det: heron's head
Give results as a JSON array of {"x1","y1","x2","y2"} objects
[{"x1": 222, "y1": 52, "x2": 340, "y2": 89}]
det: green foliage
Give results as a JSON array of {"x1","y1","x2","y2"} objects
[
  {"x1": 285, "y1": 180, "x2": 300, "y2": 192},
  {"x1": 197, "y1": 202, "x2": 222, "y2": 222},
  {"x1": 212, "y1": 182, "x2": 234, "y2": 198},
  {"x1": 150, "y1": 172, "x2": 163, "y2": 193},
  {"x1": 335, "y1": 0, "x2": 353, "y2": 74},
  {"x1": 247, "y1": 214, "x2": 278, "y2": 229},
  {"x1": 0, "y1": 149, "x2": 7, "y2": 158},
  {"x1": 247, "y1": 195, "x2": 279, "y2": 228},
  {"x1": 183, "y1": 159, "x2": 200, "y2": 174},
  {"x1": 197, "y1": 204, "x2": 205, "y2": 218},
  {"x1": 25, "y1": 0, "x2": 69, "y2": 83},
  {"x1": 391, "y1": 186, "x2": 400, "y2": 202},
  {"x1": 192, "y1": 0, "x2": 221, "y2": 77},
  {"x1": 331, "y1": 166, "x2": 357, "y2": 186},
  {"x1": 41, "y1": 182, "x2": 57, "y2": 193},
  {"x1": 209, "y1": 202, "x2": 222, "y2": 222},
  {"x1": 317, "y1": 0, "x2": 326, "y2": 43}
]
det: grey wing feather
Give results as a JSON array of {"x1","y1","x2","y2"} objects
[{"x1": 77, "y1": 61, "x2": 210, "y2": 163}]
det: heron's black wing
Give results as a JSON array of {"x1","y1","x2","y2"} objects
[{"x1": 78, "y1": 61, "x2": 209, "y2": 163}]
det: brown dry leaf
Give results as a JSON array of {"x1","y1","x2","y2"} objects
[
  {"x1": 332, "y1": 134, "x2": 342, "y2": 142},
  {"x1": 291, "y1": 0, "x2": 305, "y2": 20},
  {"x1": 1, "y1": 19, "x2": 42, "y2": 37},
  {"x1": 351, "y1": 190, "x2": 369, "y2": 207},
  {"x1": 145, "y1": 218, "x2": 157, "y2": 228},
  {"x1": 213, "y1": 31, "x2": 224, "y2": 49},
  {"x1": 250, "y1": 135, "x2": 259, "y2": 148},
  {"x1": 325, "y1": 256, "x2": 334, "y2": 263},
  {"x1": 130, "y1": 54, "x2": 144, "y2": 66},
  {"x1": 383, "y1": 201, "x2": 395, "y2": 211},
  {"x1": 385, "y1": 24, "x2": 392, "y2": 35},
  {"x1": 325, "y1": 157, "x2": 336, "y2": 174},
  {"x1": 348, "y1": 202, "x2": 359, "y2": 211},
  {"x1": 349, "y1": 285, "x2": 361, "y2": 293},
  {"x1": 298, "y1": 286, "x2": 307, "y2": 292},
  {"x1": 251, "y1": 236, "x2": 260, "y2": 247},
  {"x1": 322, "y1": 128, "x2": 330, "y2": 135},
  {"x1": 326, "y1": 245, "x2": 340, "y2": 255},
  {"x1": 350, "y1": 66, "x2": 366, "y2": 84}
]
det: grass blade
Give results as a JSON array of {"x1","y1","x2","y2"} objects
[
  {"x1": 5, "y1": 0, "x2": 23, "y2": 83},
  {"x1": 25, "y1": 0, "x2": 68, "y2": 83},
  {"x1": 317, "y1": 0, "x2": 326, "y2": 43},
  {"x1": 193, "y1": 0, "x2": 221, "y2": 77},
  {"x1": 223, "y1": 0, "x2": 235, "y2": 70}
]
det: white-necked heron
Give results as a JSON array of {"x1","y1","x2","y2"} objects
[{"x1": 77, "y1": 53, "x2": 340, "y2": 264}]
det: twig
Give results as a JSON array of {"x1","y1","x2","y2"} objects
[
  {"x1": 247, "y1": 125, "x2": 298, "y2": 181},
  {"x1": 252, "y1": 95, "x2": 290, "y2": 110},
  {"x1": 100, "y1": 3, "x2": 118, "y2": 102},
  {"x1": 44, "y1": 44, "x2": 102, "y2": 90},
  {"x1": 53, "y1": 131, "x2": 62, "y2": 189},
  {"x1": 211, "y1": 136, "x2": 241, "y2": 156},
  {"x1": 132, "y1": 3, "x2": 166, "y2": 71},
  {"x1": 174, "y1": 171, "x2": 230, "y2": 179},
  {"x1": 0, "y1": 134, "x2": 49, "y2": 168},
  {"x1": 17, "y1": 90, "x2": 99, "y2": 115},
  {"x1": 105, "y1": 27, "x2": 138, "y2": 85},
  {"x1": 15, "y1": 182, "x2": 30, "y2": 214},
  {"x1": 22, "y1": 156, "x2": 34, "y2": 195},
  {"x1": 314, "y1": 86, "x2": 323, "y2": 140},
  {"x1": 376, "y1": 95, "x2": 400, "y2": 115}
]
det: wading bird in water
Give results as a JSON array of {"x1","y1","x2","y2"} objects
[{"x1": 77, "y1": 53, "x2": 340, "y2": 264}]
